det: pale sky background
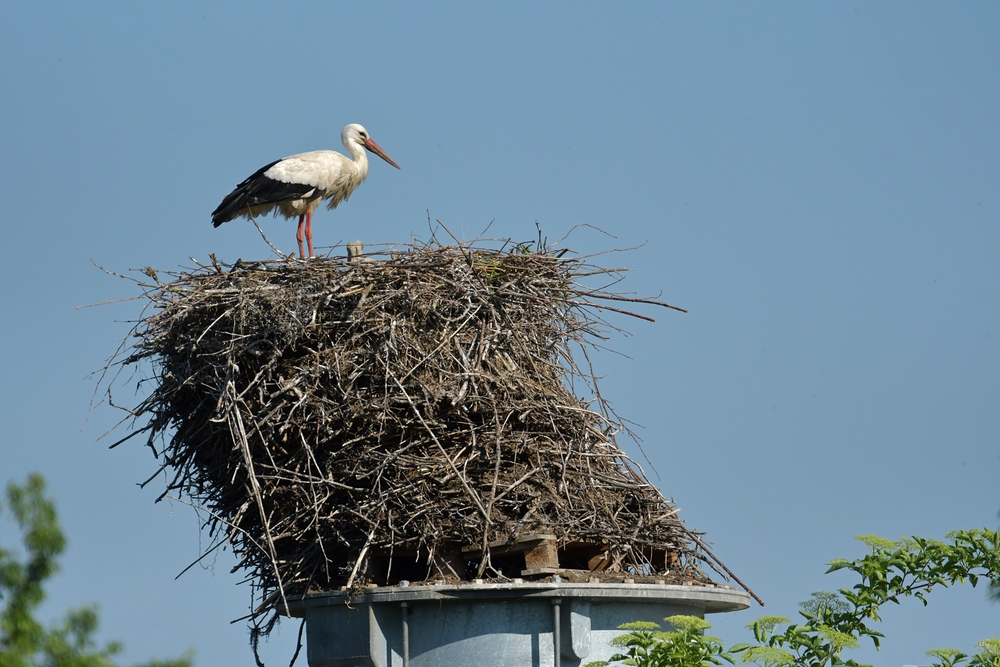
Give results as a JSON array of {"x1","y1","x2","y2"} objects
[{"x1": 2, "y1": 3, "x2": 998, "y2": 666}]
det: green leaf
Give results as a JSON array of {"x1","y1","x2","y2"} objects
[{"x1": 825, "y1": 558, "x2": 851, "y2": 573}]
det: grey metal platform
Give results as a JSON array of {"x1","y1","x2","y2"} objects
[{"x1": 288, "y1": 581, "x2": 750, "y2": 667}]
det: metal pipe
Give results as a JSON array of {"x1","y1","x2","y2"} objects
[
  {"x1": 401, "y1": 601, "x2": 410, "y2": 667},
  {"x1": 552, "y1": 598, "x2": 561, "y2": 667}
]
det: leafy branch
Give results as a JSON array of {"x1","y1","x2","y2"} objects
[
  {"x1": 585, "y1": 616, "x2": 734, "y2": 667},
  {"x1": 0, "y1": 474, "x2": 192, "y2": 667},
  {"x1": 596, "y1": 529, "x2": 1000, "y2": 667}
]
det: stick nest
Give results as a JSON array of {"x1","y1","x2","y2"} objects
[{"x1": 106, "y1": 239, "x2": 713, "y2": 626}]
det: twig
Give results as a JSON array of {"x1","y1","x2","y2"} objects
[{"x1": 252, "y1": 217, "x2": 291, "y2": 259}]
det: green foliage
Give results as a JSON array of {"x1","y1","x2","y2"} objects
[
  {"x1": 927, "y1": 639, "x2": 1000, "y2": 667},
  {"x1": 0, "y1": 474, "x2": 192, "y2": 667},
  {"x1": 601, "y1": 529, "x2": 1000, "y2": 667},
  {"x1": 732, "y1": 645, "x2": 795, "y2": 667},
  {"x1": 584, "y1": 616, "x2": 735, "y2": 667},
  {"x1": 966, "y1": 639, "x2": 1000, "y2": 667},
  {"x1": 928, "y1": 648, "x2": 967, "y2": 667},
  {"x1": 971, "y1": 639, "x2": 1000, "y2": 667},
  {"x1": 798, "y1": 592, "x2": 849, "y2": 619}
]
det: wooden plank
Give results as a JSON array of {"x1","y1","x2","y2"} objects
[
  {"x1": 462, "y1": 533, "x2": 557, "y2": 556},
  {"x1": 523, "y1": 537, "x2": 559, "y2": 570},
  {"x1": 521, "y1": 567, "x2": 563, "y2": 576},
  {"x1": 587, "y1": 551, "x2": 611, "y2": 572}
]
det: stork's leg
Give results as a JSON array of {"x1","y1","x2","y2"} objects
[
  {"x1": 305, "y1": 209, "x2": 314, "y2": 258},
  {"x1": 296, "y1": 214, "x2": 306, "y2": 258}
]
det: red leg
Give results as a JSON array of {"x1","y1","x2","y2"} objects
[
  {"x1": 305, "y1": 209, "x2": 314, "y2": 258},
  {"x1": 296, "y1": 214, "x2": 306, "y2": 258}
]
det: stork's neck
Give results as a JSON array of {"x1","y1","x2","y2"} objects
[{"x1": 344, "y1": 137, "x2": 370, "y2": 180}]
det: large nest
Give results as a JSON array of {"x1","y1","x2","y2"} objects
[{"x1": 104, "y1": 238, "x2": 733, "y2": 628}]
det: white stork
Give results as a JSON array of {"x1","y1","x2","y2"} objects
[{"x1": 212, "y1": 123, "x2": 400, "y2": 258}]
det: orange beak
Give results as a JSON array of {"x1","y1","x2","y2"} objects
[{"x1": 363, "y1": 138, "x2": 401, "y2": 169}]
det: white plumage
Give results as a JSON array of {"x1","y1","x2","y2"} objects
[{"x1": 212, "y1": 123, "x2": 400, "y2": 258}]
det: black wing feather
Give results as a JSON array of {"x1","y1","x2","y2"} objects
[{"x1": 211, "y1": 159, "x2": 319, "y2": 226}]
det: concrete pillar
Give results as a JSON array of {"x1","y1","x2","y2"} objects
[{"x1": 290, "y1": 582, "x2": 750, "y2": 667}]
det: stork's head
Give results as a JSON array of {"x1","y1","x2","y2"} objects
[{"x1": 343, "y1": 124, "x2": 401, "y2": 169}]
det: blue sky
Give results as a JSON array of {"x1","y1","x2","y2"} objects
[{"x1": 1, "y1": 2, "x2": 998, "y2": 665}]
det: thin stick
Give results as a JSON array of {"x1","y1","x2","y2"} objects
[
  {"x1": 251, "y1": 217, "x2": 291, "y2": 259},
  {"x1": 230, "y1": 388, "x2": 290, "y2": 616},
  {"x1": 393, "y1": 375, "x2": 492, "y2": 524},
  {"x1": 683, "y1": 528, "x2": 764, "y2": 607}
]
